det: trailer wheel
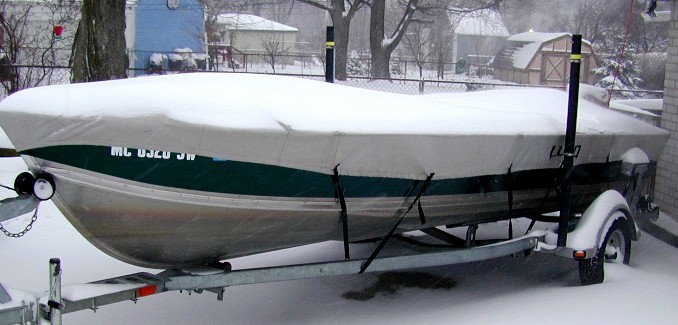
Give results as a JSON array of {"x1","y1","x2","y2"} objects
[{"x1": 578, "y1": 215, "x2": 632, "y2": 285}]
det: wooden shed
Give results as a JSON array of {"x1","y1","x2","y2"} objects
[
  {"x1": 214, "y1": 14, "x2": 298, "y2": 60},
  {"x1": 493, "y1": 32, "x2": 599, "y2": 86}
]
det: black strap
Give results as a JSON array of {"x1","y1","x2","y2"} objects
[
  {"x1": 418, "y1": 201, "x2": 426, "y2": 225},
  {"x1": 331, "y1": 165, "x2": 350, "y2": 260},
  {"x1": 507, "y1": 166, "x2": 514, "y2": 240},
  {"x1": 526, "y1": 168, "x2": 562, "y2": 235},
  {"x1": 359, "y1": 173, "x2": 435, "y2": 273},
  {"x1": 606, "y1": 154, "x2": 611, "y2": 190},
  {"x1": 402, "y1": 180, "x2": 421, "y2": 198}
]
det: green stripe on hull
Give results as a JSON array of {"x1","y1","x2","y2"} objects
[{"x1": 23, "y1": 145, "x2": 621, "y2": 198}]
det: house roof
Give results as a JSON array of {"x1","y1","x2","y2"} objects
[
  {"x1": 449, "y1": 9, "x2": 509, "y2": 37},
  {"x1": 507, "y1": 32, "x2": 570, "y2": 43},
  {"x1": 495, "y1": 32, "x2": 592, "y2": 70},
  {"x1": 216, "y1": 14, "x2": 298, "y2": 32}
]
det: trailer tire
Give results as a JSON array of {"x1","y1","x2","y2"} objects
[{"x1": 578, "y1": 216, "x2": 632, "y2": 285}]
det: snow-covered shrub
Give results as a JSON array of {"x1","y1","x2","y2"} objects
[
  {"x1": 347, "y1": 50, "x2": 368, "y2": 76},
  {"x1": 390, "y1": 59, "x2": 403, "y2": 77},
  {"x1": 593, "y1": 56, "x2": 642, "y2": 99},
  {"x1": 174, "y1": 48, "x2": 197, "y2": 70},
  {"x1": 148, "y1": 53, "x2": 167, "y2": 74},
  {"x1": 168, "y1": 53, "x2": 184, "y2": 71}
]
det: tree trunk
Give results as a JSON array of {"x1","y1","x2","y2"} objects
[
  {"x1": 71, "y1": 0, "x2": 128, "y2": 83},
  {"x1": 297, "y1": 0, "x2": 364, "y2": 81},
  {"x1": 369, "y1": 0, "x2": 390, "y2": 79},
  {"x1": 370, "y1": 46, "x2": 391, "y2": 79},
  {"x1": 369, "y1": 0, "x2": 418, "y2": 79},
  {"x1": 328, "y1": 0, "x2": 362, "y2": 81},
  {"x1": 333, "y1": 15, "x2": 350, "y2": 81}
]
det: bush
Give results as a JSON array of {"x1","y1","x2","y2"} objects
[
  {"x1": 593, "y1": 56, "x2": 642, "y2": 98},
  {"x1": 347, "y1": 50, "x2": 368, "y2": 76},
  {"x1": 636, "y1": 53, "x2": 666, "y2": 90}
]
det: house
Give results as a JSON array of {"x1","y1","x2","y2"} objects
[
  {"x1": 449, "y1": 9, "x2": 509, "y2": 72},
  {"x1": 126, "y1": 0, "x2": 206, "y2": 74},
  {"x1": 0, "y1": 1, "x2": 79, "y2": 93},
  {"x1": 492, "y1": 32, "x2": 599, "y2": 86},
  {"x1": 213, "y1": 14, "x2": 298, "y2": 65},
  {"x1": 654, "y1": 0, "x2": 678, "y2": 217}
]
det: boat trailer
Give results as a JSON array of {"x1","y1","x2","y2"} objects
[
  {"x1": 0, "y1": 191, "x2": 657, "y2": 325},
  {"x1": 0, "y1": 231, "x2": 546, "y2": 325}
]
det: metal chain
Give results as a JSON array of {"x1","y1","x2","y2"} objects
[{"x1": 0, "y1": 204, "x2": 39, "y2": 238}]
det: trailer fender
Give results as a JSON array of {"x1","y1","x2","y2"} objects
[{"x1": 562, "y1": 190, "x2": 635, "y2": 259}]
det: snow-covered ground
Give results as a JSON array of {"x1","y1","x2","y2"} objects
[{"x1": 1, "y1": 156, "x2": 677, "y2": 324}]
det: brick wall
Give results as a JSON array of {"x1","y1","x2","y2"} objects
[{"x1": 657, "y1": 0, "x2": 678, "y2": 216}]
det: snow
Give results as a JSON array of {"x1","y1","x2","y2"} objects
[
  {"x1": 1, "y1": 155, "x2": 678, "y2": 324},
  {"x1": 610, "y1": 99, "x2": 663, "y2": 117},
  {"x1": 0, "y1": 128, "x2": 13, "y2": 150},
  {"x1": 216, "y1": 13, "x2": 298, "y2": 32},
  {"x1": 0, "y1": 285, "x2": 35, "y2": 311},
  {"x1": 566, "y1": 190, "x2": 629, "y2": 251},
  {"x1": 510, "y1": 41, "x2": 543, "y2": 69},
  {"x1": 577, "y1": 83, "x2": 610, "y2": 105},
  {"x1": 620, "y1": 147, "x2": 651, "y2": 165},
  {"x1": 1, "y1": 73, "x2": 663, "y2": 137},
  {"x1": 149, "y1": 53, "x2": 166, "y2": 65},
  {"x1": 0, "y1": 73, "x2": 668, "y2": 181},
  {"x1": 508, "y1": 32, "x2": 571, "y2": 43}
]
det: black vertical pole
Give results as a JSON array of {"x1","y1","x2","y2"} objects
[
  {"x1": 558, "y1": 35, "x2": 582, "y2": 247},
  {"x1": 325, "y1": 26, "x2": 334, "y2": 83}
]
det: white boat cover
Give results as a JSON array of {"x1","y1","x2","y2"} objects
[{"x1": 0, "y1": 73, "x2": 669, "y2": 180}]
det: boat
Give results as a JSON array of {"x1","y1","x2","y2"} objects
[{"x1": 0, "y1": 73, "x2": 669, "y2": 268}]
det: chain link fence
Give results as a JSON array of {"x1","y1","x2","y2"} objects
[
  {"x1": 124, "y1": 50, "x2": 664, "y2": 98},
  {"x1": 0, "y1": 49, "x2": 666, "y2": 99}
]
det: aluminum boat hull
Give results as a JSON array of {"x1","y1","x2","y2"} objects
[{"x1": 24, "y1": 150, "x2": 624, "y2": 268}]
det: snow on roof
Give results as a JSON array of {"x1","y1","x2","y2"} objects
[
  {"x1": 216, "y1": 14, "x2": 298, "y2": 32},
  {"x1": 508, "y1": 32, "x2": 570, "y2": 43},
  {"x1": 510, "y1": 42, "x2": 542, "y2": 70},
  {"x1": 503, "y1": 32, "x2": 592, "y2": 70},
  {"x1": 450, "y1": 9, "x2": 509, "y2": 37}
]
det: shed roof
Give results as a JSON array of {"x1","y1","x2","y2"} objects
[
  {"x1": 216, "y1": 14, "x2": 298, "y2": 32},
  {"x1": 495, "y1": 32, "x2": 592, "y2": 70}
]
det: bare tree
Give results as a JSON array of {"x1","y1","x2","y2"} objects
[
  {"x1": 0, "y1": 0, "x2": 79, "y2": 96},
  {"x1": 260, "y1": 34, "x2": 291, "y2": 73},
  {"x1": 369, "y1": 0, "x2": 502, "y2": 79},
  {"x1": 431, "y1": 12, "x2": 454, "y2": 79},
  {"x1": 402, "y1": 22, "x2": 433, "y2": 79},
  {"x1": 71, "y1": 0, "x2": 128, "y2": 83},
  {"x1": 296, "y1": 0, "x2": 367, "y2": 80}
]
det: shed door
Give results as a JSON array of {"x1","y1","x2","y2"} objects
[
  {"x1": 541, "y1": 53, "x2": 567, "y2": 85},
  {"x1": 542, "y1": 53, "x2": 592, "y2": 85}
]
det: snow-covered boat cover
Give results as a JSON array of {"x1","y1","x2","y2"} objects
[{"x1": 0, "y1": 73, "x2": 669, "y2": 180}]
